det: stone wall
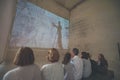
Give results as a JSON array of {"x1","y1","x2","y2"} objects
[
  {"x1": 69, "y1": 0, "x2": 120, "y2": 79},
  {"x1": 0, "y1": 0, "x2": 17, "y2": 63}
]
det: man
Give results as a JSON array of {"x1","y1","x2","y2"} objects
[
  {"x1": 52, "y1": 21, "x2": 63, "y2": 49},
  {"x1": 70, "y1": 48, "x2": 83, "y2": 80}
]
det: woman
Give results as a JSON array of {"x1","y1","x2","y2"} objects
[
  {"x1": 62, "y1": 52, "x2": 75, "y2": 80},
  {"x1": 3, "y1": 47, "x2": 41, "y2": 80},
  {"x1": 41, "y1": 48, "x2": 64, "y2": 80},
  {"x1": 81, "y1": 52, "x2": 92, "y2": 79},
  {"x1": 97, "y1": 53, "x2": 108, "y2": 74},
  {"x1": 87, "y1": 52, "x2": 98, "y2": 75}
]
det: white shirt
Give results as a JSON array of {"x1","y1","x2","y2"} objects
[
  {"x1": 41, "y1": 62, "x2": 64, "y2": 80},
  {"x1": 82, "y1": 59, "x2": 92, "y2": 78},
  {"x1": 3, "y1": 64, "x2": 41, "y2": 80},
  {"x1": 71, "y1": 56, "x2": 83, "y2": 80}
]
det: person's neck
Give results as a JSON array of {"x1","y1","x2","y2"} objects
[
  {"x1": 71, "y1": 55, "x2": 75, "y2": 58},
  {"x1": 72, "y1": 55, "x2": 78, "y2": 59}
]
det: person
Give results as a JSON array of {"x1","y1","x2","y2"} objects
[
  {"x1": 81, "y1": 52, "x2": 92, "y2": 79},
  {"x1": 87, "y1": 52, "x2": 98, "y2": 75},
  {"x1": 62, "y1": 52, "x2": 75, "y2": 80},
  {"x1": 97, "y1": 53, "x2": 108, "y2": 74},
  {"x1": 70, "y1": 48, "x2": 83, "y2": 80},
  {"x1": 52, "y1": 21, "x2": 63, "y2": 49},
  {"x1": 3, "y1": 47, "x2": 41, "y2": 80},
  {"x1": 41, "y1": 48, "x2": 64, "y2": 80}
]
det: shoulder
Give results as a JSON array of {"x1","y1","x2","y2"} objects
[
  {"x1": 83, "y1": 59, "x2": 91, "y2": 63},
  {"x1": 82, "y1": 58, "x2": 88, "y2": 62},
  {"x1": 31, "y1": 64, "x2": 40, "y2": 71},
  {"x1": 3, "y1": 67, "x2": 19, "y2": 80},
  {"x1": 72, "y1": 56, "x2": 79, "y2": 61},
  {"x1": 66, "y1": 63, "x2": 75, "y2": 69},
  {"x1": 32, "y1": 64, "x2": 40, "y2": 68},
  {"x1": 41, "y1": 64, "x2": 51, "y2": 70},
  {"x1": 68, "y1": 63, "x2": 74, "y2": 67},
  {"x1": 6, "y1": 67, "x2": 19, "y2": 75}
]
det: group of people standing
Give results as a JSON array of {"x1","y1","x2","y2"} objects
[{"x1": 3, "y1": 47, "x2": 109, "y2": 80}]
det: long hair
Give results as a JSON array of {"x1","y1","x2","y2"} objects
[
  {"x1": 99, "y1": 54, "x2": 106, "y2": 61},
  {"x1": 14, "y1": 47, "x2": 34, "y2": 66},
  {"x1": 62, "y1": 52, "x2": 71, "y2": 65},
  {"x1": 98, "y1": 53, "x2": 108, "y2": 67}
]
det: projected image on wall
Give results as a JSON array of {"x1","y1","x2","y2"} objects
[{"x1": 9, "y1": 0, "x2": 69, "y2": 49}]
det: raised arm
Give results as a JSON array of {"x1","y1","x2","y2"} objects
[{"x1": 52, "y1": 22, "x2": 58, "y2": 28}]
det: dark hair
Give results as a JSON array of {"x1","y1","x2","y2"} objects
[
  {"x1": 81, "y1": 52, "x2": 88, "y2": 59},
  {"x1": 62, "y1": 52, "x2": 71, "y2": 65},
  {"x1": 98, "y1": 53, "x2": 108, "y2": 67},
  {"x1": 86, "y1": 52, "x2": 91, "y2": 59},
  {"x1": 14, "y1": 47, "x2": 34, "y2": 66},
  {"x1": 47, "y1": 48, "x2": 59, "y2": 63},
  {"x1": 99, "y1": 54, "x2": 106, "y2": 61},
  {"x1": 72, "y1": 48, "x2": 79, "y2": 55}
]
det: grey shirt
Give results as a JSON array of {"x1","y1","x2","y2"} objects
[{"x1": 64, "y1": 63, "x2": 75, "y2": 80}]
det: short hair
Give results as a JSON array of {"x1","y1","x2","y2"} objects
[
  {"x1": 47, "y1": 48, "x2": 60, "y2": 63},
  {"x1": 14, "y1": 47, "x2": 34, "y2": 66},
  {"x1": 86, "y1": 52, "x2": 91, "y2": 58},
  {"x1": 62, "y1": 52, "x2": 71, "y2": 65},
  {"x1": 72, "y1": 48, "x2": 79, "y2": 55},
  {"x1": 81, "y1": 52, "x2": 88, "y2": 59}
]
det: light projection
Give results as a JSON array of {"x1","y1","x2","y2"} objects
[{"x1": 9, "y1": 0, "x2": 69, "y2": 49}]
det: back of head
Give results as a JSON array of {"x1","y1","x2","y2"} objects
[
  {"x1": 14, "y1": 47, "x2": 34, "y2": 66},
  {"x1": 72, "y1": 48, "x2": 79, "y2": 55},
  {"x1": 98, "y1": 53, "x2": 106, "y2": 61},
  {"x1": 86, "y1": 52, "x2": 91, "y2": 59},
  {"x1": 62, "y1": 52, "x2": 71, "y2": 65},
  {"x1": 98, "y1": 53, "x2": 108, "y2": 67},
  {"x1": 48, "y1": 48, "x2": 60, "y2": 63},
  {"x1": 81, "y1": 52, "x2": 88, "y2": 59}
]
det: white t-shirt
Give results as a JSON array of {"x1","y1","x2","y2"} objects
[
  {"x1": 3, "y1": 64, "x2": 41, "y2": 80},
  {"x1": 82, "y1": 59, "x2": 92, "y2": 78},
  {"x1": 71, "y1": 56, "x2": 83, "y2": 80},
  {"x1": 41, "y1": 62, "x2": 64, "y2": 80}
]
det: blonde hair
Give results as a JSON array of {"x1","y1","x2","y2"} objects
[{"x1": 47, "y1": 48, "x2": 60, "y2": 63}]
